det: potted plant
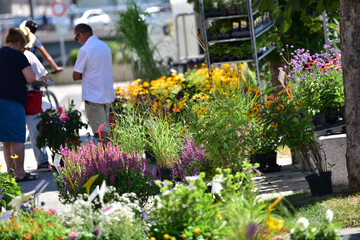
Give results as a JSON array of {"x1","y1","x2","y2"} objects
[
  {"x1": 248, "y1": 84, "x2": 333, "y2": 196},
  {"x1": 36, "y1": 100, "x2": 88, "y2": 163},
  {"x1": 146, "y1": 115, "x2": 184, "y2": 180},
  {"x1": 283, "y1": 46, "x2": 343, "y2": 126}
]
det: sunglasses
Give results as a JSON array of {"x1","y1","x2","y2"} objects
[{"x1": 74, "y1": 33, "x2": 80, "y2": 41}]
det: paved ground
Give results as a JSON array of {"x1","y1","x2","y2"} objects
[{"x1": 0, "y1": 83, "x2": 359, "y2": 238}]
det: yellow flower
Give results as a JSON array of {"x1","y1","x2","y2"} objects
[
  {"x1": 274, "y1": 96, "x2": 280, "y2": 102},
  {"x1": 150, "y1": 237, "x2": 156, "y2": 240},
  {"x1": 11, "y1": 178, "x2": 15, "y2": 182},
  {"x1": 193, "y1": 228, "x2": 201, "y2": 234},
  {"x1": 216, "y1": 214, "x2": 222, "y2": 219},
  {"x1": 255, "y1": 90, "x2": 260, "y2": 98},
  {"x1": 277, "y1": 90, "x2": 284, "y2": 95},
  {"x1": 265, "y1": 101, "x2": 271, "y2": 108},
  {"x1": 163, "y1": 234, "x2": 170, "y2": 239},
  {"x1": 143, "y1": 81, "x2": 149, "y2": 87},
  {"x1": 181, "y1": 233, "x2": 187, "y2": 238},
  {"x1": 266, "y1": 216, "x2": 284, "y2": 231},
  {"x1": 266, "y1": 95, "x2": 273, "y2": 102},
  {"x1": 10, "y1": 154, "x2": 18, "y2": 159},
  {"x1": 180, "y1": 128, "x2": 186, "y2": 136},
  {"x1": 277, "y1": 104, "x2": 284, "y2": 110},
  {"x1": 171, "y1": 238, "x2": 176, "y2": 240}
]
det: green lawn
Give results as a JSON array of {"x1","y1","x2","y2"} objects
[{"x1": 268, "y1": 187, "x2": 360, "y2": 228}]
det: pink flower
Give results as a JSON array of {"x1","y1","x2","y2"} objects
[
  {"x1": 59, "y1": 112, "x2": 69, "y2": 122},
  {"x1": 236, "y1": 131, "x2": 242, "y2": 137},
  {"x1": 49, "y1": 209, "x2": 56, "y2": 214},
  {"x1": 56, "y1": 106, "x2": 64, "y2": 114},
  {"x1": 69, "y1": 232, "x2": 80, "y2": 239}
]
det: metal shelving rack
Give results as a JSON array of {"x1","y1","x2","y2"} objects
[{"x1": 199, "y1": 0, "x2": 274, "y2": 87}]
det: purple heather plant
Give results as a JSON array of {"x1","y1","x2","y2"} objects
[
  {"x1": 171, "y1": 138, "x2": 208, "y2": 183},
  {"x1": 55, "y1": 141, "x2": 156, "y2": 205}
]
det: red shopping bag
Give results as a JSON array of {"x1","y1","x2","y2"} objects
[{"x1": 25, "y1": 90, "x2": 43, "y2": 115}]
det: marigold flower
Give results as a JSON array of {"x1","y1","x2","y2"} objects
[
  {"x1": 150, "y1": 237, "x2": 156, "y2": 240},
  {"x1": 181, "y1": 233, "x2": 187, "y2": 239},
  {"x1": 163, "y1": 234, "x2": 170, "y2": 239},
  {"x1": 272, "y1": 123, "x2": 278, "y2": 128},
  {"x1": 216, "y1": 214, "x2": 222, "y2": 219},
  {"x1": 277, "y1": 104, "x2": 284, "y2": 110},
  {"x1": 193, "y1": 228, "x2": 201, "y2": 234}
]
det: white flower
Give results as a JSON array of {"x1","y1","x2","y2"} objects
[
  {"x1": 296, "y1": 217, "x2": 309, "y2": 231},
  {"x1": 326, "y1": 209, "x2": 334, "y2": 222}
]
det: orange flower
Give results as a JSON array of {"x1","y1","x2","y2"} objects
[
  {"x1": 23, "y1": 234, "x2": 31, "y2": 239},
  {"x1": 272, "y1": 123, "x2": 278, "y2": 128}
]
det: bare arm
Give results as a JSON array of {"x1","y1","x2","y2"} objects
[
  {"x1": 37, "y1": 45, "x2": 63, "y2": 72},
  {"x1": 22, "y1": 66, "x2": 36, "y2": 84},
  {"x1": 73, "y1": 71, "x2": 82, "y2": 81}
]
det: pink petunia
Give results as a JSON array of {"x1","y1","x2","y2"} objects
[{"x1": 69, "y1": 232, "x2": 80, "y2": 239}]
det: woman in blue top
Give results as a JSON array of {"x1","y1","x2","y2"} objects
[{"x1": 0, "y1": 28, "x2": 38, "y2": 181}]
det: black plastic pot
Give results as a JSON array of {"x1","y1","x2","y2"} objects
[
  {"x1": 339, "y1": 105, "x2": 345, "y2": 120},
  {"x1": 312, "y1": 111, "x2": 326, "y2": 128},
  {"x1": 251, "y1": 154, "x2": 267, "y2": 171},
  {"x1": 159, "y1": 168, "x2": 172, "y2": 181},
  {"x1": 305, "y1": 171, "x2": 333, "y2": 196},
  {"x1": 325, "y1": 108, "x2": 339, "y2": 124}
]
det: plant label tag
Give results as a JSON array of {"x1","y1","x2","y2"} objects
[
  {"x1": 278, "y1": 70, "x2": 285, "y2": 83},
  {"x1": 88, "y1": 186, "x2": 99, "y2": 203},
  {"x1": 33, "y1": 180, "x2": 47, "y2": 194},
  {"x1": 98, "y1": 180, "x2": 107, "y2": 203},
  {"x1": 104, "y1": 202, "x2": 121, "y2": 216},
  {"x1": 54, "y1": 154, "x2": 62, "y2": 168},
  {"x1": 37, "y1": 182, "x2": 49, "y2": 196}
]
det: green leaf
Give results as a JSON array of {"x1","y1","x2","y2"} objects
[
  {"x1": 316, "y1": 0, "x2": 325, "y2": 14},
  {"x1": 279, "y1": 19, "x2": 292, "y2": 33}
]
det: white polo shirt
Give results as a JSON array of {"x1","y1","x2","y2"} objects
[{"x1": 74, "y1": 35, "x2": 115, "y2": 104}]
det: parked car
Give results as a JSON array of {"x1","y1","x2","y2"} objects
[{"x1": 74, "y1": 9, "x2": 111, "y2": 28}]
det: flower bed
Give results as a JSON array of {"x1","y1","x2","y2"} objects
[{"x1": 55, "y1": 141, "x2": 156, "y2": 205}]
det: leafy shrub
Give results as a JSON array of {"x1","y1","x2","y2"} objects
[
  {"x1": 37, "y1": 100, "x2": 88, "y2": 155},
  {"x1": 0, "y1": 165, "x2": 22, "y2": 211},
  {"x1": 69, "y1": 48, "x2": 79, "y2": 65}
]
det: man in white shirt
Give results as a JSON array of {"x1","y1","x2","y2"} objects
[{"x1": 72, "y1": 23, "x2": 115, "y2": 142}]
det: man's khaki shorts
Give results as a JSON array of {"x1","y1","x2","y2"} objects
[{"x1": 84, "y1": 101, "x2": 111, "y2": 135}]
